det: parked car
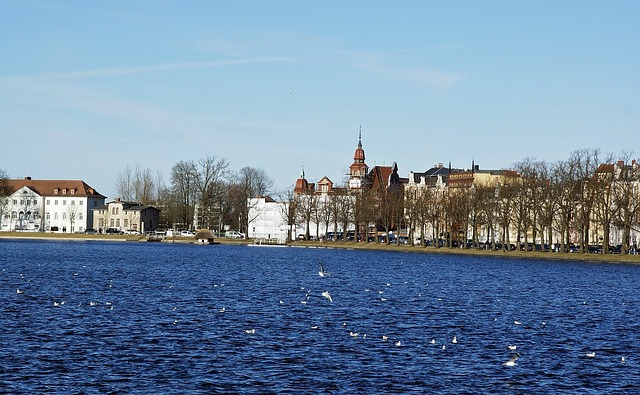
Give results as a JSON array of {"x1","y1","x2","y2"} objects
[
  {"x1": 225, "y1": 230, "x2": 245, "y2": 239},
  {"x1": 124, "y1": 229, "x2": 141, "y2": 235},
  {"x1": 105, "y1": 228, "x2": 121, "y2": 235},
  {"x1": 180, "y1": 230, "x2": 195, "y2": 237},
  {"x1": 84, "y1": 229, "x2": 97, "y2": 234}
]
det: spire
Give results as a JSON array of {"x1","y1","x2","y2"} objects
[
  {"x1": 300, "y1": 166, "x2": 305, "y2": 179},
  {"x1": 358, "y1": 125, "x2": 362, "y2": 149}
]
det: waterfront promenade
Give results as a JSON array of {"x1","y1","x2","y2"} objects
[{"x1": 2, "y1": 232, "x2": 639, "y2": 265}]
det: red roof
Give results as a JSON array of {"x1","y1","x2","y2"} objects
[{"x1": 5, "y1": 178, "x2": 106, "y2": 198}]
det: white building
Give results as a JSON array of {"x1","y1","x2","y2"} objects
[
  {"x1": 1, "y1": 177, "x2": 106, "y2": 232},
  {"x1": 247, "y1": 196, "x2": 289, "y2": 244}
]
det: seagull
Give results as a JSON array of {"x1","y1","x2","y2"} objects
[
  {"x1": 350, "y1": 332, "x2": 359, "y2": 337},
  {"x1": 245, "y1": 329, "x2": 256, "y2": 334},
  {"x1": 514, "y1": 321, "x2": 522, "y2": 325},
  {"x1": 503, "y1": 353, "x2": 520, "y2": 367},
  {"x1": 321, "y1": 291, "x2": 333, "y2": 302},
  {"x1": 395, "y1": 341, "x2": 402, "y2": 347},
  {"x1": 382, "y1": 335, "x2": 389, "y2": 341},
  {"x1": 16, "y1": 289, "x2": 24, "y2": 294},
  {"x1": 586, "y1": 352, "x2": 596, "y2": 358},
  {"x1": 621, "y1": 357, "x2": 626, "y2": 364},
  {"x1": 430, "y1": 339, "x2": 436, "y2": 344},
  {"x1": 452, "y1": 336, "x2": 458, "y2": 344},
  {"x1": 508, "y1": 345, "x2": 517, "y2": 351},
  {"x1": 219, "y1": 307, "x2": 226, "y2": 313},
  {"x1": 318, "y1": 263, "x2": 331, "y2": 277}
]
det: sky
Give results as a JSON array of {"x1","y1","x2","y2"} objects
[{"x1": 1, "y1": 1, "x2": 639, "y2": 199}]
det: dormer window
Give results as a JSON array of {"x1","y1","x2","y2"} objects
[{"x1": 54, "y1": 188, "x2": 59, "y2": 194}]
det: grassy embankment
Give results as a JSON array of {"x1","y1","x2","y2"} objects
[{"x1": 289, "y1": 240, "x2": 640, "y2": 264}]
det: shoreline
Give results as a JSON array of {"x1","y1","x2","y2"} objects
[
  {"x1": 2, "y1": 232, "x2": 639, "y2": 264},
  {"x1": 288, "y1": 240, "x2": 640, "y2": 265}
]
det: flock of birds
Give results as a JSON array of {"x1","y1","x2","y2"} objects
[
  {"x1": 230, "y1": 261, "x2": 632, "y2": 369},
  {"x1": 228, "y1": 261, "x2": 535, "y2": 367},
  {"x1": 12, "y1": 260, "x2": 630, "y2": 370}
]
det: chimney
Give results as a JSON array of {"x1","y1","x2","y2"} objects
[{"x1": 24, "y1": 176, "x2": 32, "y2": 180}]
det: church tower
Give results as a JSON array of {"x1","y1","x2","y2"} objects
[{"x1": 348, "y1": 127, "x2": 369, "y2": 190}]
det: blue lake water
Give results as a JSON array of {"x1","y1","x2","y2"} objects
[{"x1": 1, "y1": 239, "x2": 639, "y2": 394}]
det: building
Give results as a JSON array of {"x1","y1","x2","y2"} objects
[
  {"x1": 92, "y1": 198, "x2": 160, "y2": 233},
  {"x1": 247, "y1": 196, "x2": 289, "y2": 244},
  {"x1": 0, "y1": 177, "x2": 106, "y2": 232},
  {"x1": 348, "y1": 129, "x2": 369, "y2": 190}
]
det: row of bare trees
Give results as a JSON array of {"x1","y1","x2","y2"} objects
[
  {"x1": 284, "y1": 149, "x2": 640, "y2": 253},
  {"x1": 114, "y1": 156, "x2": 273, "y2": 234}
]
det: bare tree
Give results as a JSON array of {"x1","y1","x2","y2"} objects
[
  {"x1": 195, "y1": 156, "x2": 230, "y2": 231},
  {"x1": 568, "y1": 148, "x2": 601, "y2": 252},
  {"x1": 115, "y1": 165, "x2": 134, "y2": 201},
  {"x1": 66, "y1": 201, "x2": 81, "y2": 233},
  {"x1": 0, "y1": 169, "x2": 10, "y2": 230},
  {"x1": 591, "y1": 155, "x2": 616, "y2": 253},
  {"x1": 171, "y1": 160, "x2": 198, "y2": 229},
  {"x1": 296, "y1": 193, "x2": 317, "y2": 240},
  {"x1": 229, "y1": 166, "x2": 274, "y2": 236},
  {"x1": 612, "y1": 153, "x2": 640, "y2": 254},
  {"x1": 276, "y1": 189, "x2": 298, "y2": 243},
  {"x1": 116, "y1": 164, "x2": 158, "y2": 204}
]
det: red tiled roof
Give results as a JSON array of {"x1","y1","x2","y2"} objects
[{"x1": 5, "y1": 179, "x2": 106, "y2": 198}]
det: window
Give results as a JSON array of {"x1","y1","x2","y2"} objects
[
  {"x1": 55, "y1": 200, "x2": 58, "y2": 205},
  {"x1": 71, "y1": 200, "x2": 75, "y2": 206},
  {"x1": 63, "y1": 200, "x2": 66, "y2": 205},
  {"x1": 63, "y1": 213, "x2": 67, "y2": 220},
  {"x1": 54, "y1": 213, "x2": 59, "y2": 220},
  {"x1": 80, "y1": 201, "x2": 84, "y2": 206},
  {"x1": 46, "y1": 213, "x2": 50, "y2": 220},
  {"x1": 79, "y1": 213, "x2": 83, "y2": 220},
  {"x1": 47, "y1": 200, "x2": 50, "y2": 205}
]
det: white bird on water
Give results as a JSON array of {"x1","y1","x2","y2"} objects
[
  {"x1": 245, "y1": 329, "x2": 256, "y2": 334},
  {"x1": 318, "y1": 263, "x2": 331, "y2": 277},
  {"x1": 321, "y1": 291, "x2": 333, "y2": 303},
  {"x1": 503, "y1": 353, "x2": 520, "y2": 367},
  {"x1": 452, "y1": 336, "x2": 458, "y2": 344},
  {"x1": 508, "y1": 345, "x2": 517, "y2": 351},
  {"x1": 586, "y1": 352, "x2": 596, "y2": 358}
]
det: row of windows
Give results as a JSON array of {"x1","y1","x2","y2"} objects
[
  {"x1": 11, "y1": 199, "x2": 85, "y2": 206},
  {"x1": 3, "y1": 212, "x2": 83, "y2": 220},
  {"x1": 97, "y1": 218, "x2": 131, "y2": 228},
  {"x1": 45, "y1": 212, "x2": 84, "y2": 220},
  {"x1": 47, "y1": 200, "x2": 84, "y2": 206}
]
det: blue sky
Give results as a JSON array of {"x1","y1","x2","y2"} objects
[{"x1": 1, "y1": 1, "x2": 638, "y2": 199}]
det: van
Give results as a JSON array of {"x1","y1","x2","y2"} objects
[{"x1": 225, "y1": 230, "x2": 245, "y2": 239}]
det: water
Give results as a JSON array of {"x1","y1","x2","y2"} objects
[{"x1": 1, "y1": 239, "x2": 639, "y2": 394}]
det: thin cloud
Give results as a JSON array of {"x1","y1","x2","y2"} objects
[{"x1": 0, "y1": 57, "x2": 301, "y2": 82}]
